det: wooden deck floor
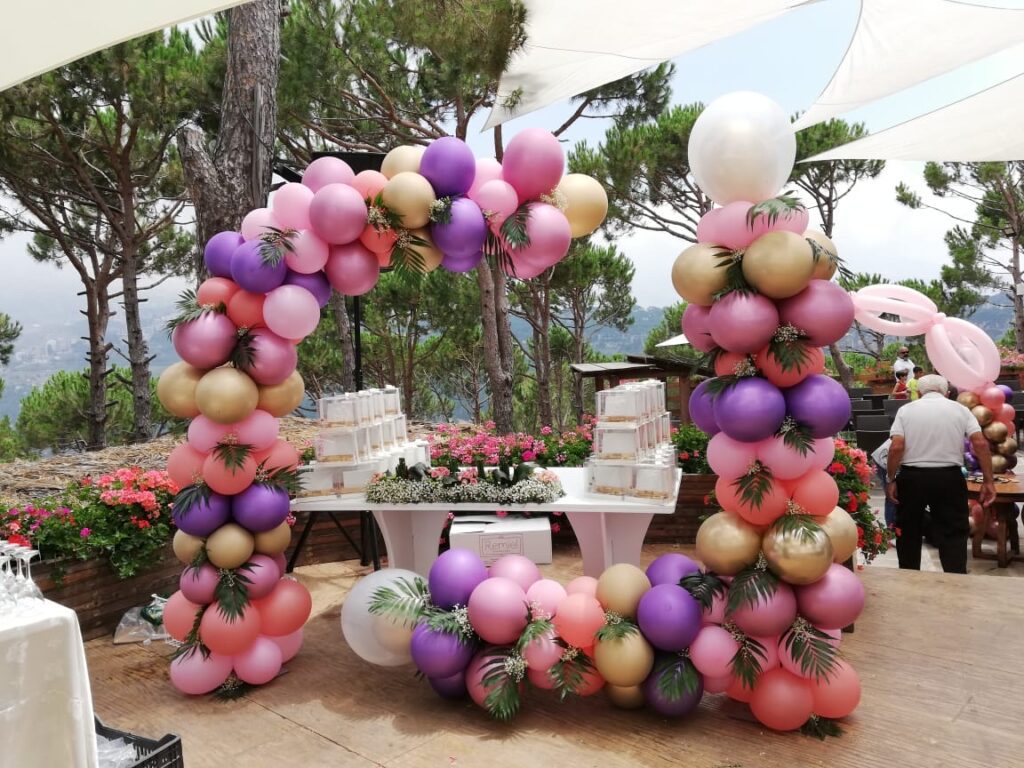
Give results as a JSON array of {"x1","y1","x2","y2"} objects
[{"x1": 86, "y1": 545, "x2": 1024, "y2": 768}]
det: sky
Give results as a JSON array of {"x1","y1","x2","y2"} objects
[{"x1": 2, "y1": 0, "x2": 1023, "y2": 327}]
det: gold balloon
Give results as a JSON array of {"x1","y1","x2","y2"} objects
[
  {"x1": 971, "y1": 405, "x2": 994, "y2": 428},
  {"x1": 957, "y1": 391, "x2": 981, "y2": 409},
  {"x1": 258, "y1": 370, "x2": 306, "y2": 417},
  {"x1": 742, "y1": 231, "x2": 815, "y2": 299},
  {"x1": 983, "y1": 421, "x2": 1009, "y2": 443},
  {"x1": 593, "y1": 632, "x2": 655, "y2": 687},
  {"x1": 820, "y1": 507, "x2": 859, "y2": 564},
  {"x1": 671, "y1": 244, "x2": 732, "y2": 306},
  {"x1": 997, "y1": 437, "x2": 1019, "y2": 457},
  {"x1": 595, "y1": 563, "x2": 651, "y2": 619},
  {"x1": 254, "y1": 521, "x2": 292, "y2": 556},
  {"x1": 381, "y1": 171, "x2": 435, "y2": 229},
  {"x1": 173, "y1": 530, "x2": 205, "y2": 565},
  {"x1": 556, "y1": 173, "x2": 608, "y2": 237},
  {"x1": 205, "y1": 523, "x2": 255, "y2": 569},
  {"x1": 805, "y1": 230, "x2": 839, "y2": 281},
  {"x1": 195, "y1": 367, "x2": 259, "y2": 425},
  {"x1": 408, "y1": 229, "x2": 444, "y2": 273},
  {"x1": 605, "y1": 684, "x2": 646, "y2": 710},
  {"x1": 157, "y1": 362, "x2": 203, "y2": 419},
  {"x1": 992, "y1": 454, "x2": 1009, "y2": 474},
  {"x1": 380, "y1": 145, "x2": 424, "y2": 178},
  {"x1": 695, "y1": 512, "x2": 762, "y2": 575},
  {"x1": 762, "y1": 522, "x2": 834, "y2": 585}
]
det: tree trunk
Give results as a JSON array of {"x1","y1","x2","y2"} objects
[
  {"x1": 119, "y1": 244, "x2": 152, "y2": 442},
  {"x1": 477, "y1": 258, "x2": 514, "y2": 431},
  {"x1": 82, "y1": 283, "x2": 112, "y2": 450},
  {"x1": 1012, "y1": 238, "x2": 1024, "y2": 354},
  {"x1": 830, "y1": 342, "x2": 854, "y2": 389},
  {"x1": 178, "y1": 0, "x2": 281, "y2": 275},
  {"x1": 571, "y1": 329, "x2": 586, "y2": 423},
  {"x1": 329, "y1": 294, "x2": 357, "y2": 391}
]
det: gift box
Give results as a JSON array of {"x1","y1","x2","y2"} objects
[{"x1": 448, "y1": 514, "x2": 552, "y2": 565}]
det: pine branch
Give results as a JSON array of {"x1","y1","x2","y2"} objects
[
  {"x1": 747, "y1": 193, "x2": 805, "y2": 228},
  {"x1": 654, "y1": 652, "x2": 701, "y2": 702},
  {"x1": 801, "y1": 715, "x2": 843, "y2": 740},
  {"x1": 726, "y1": 624, "x2": 767, "y2": 690},
  {"x1": 725, "y1": 559, "x2": 779, "y2": 615},
  {"x1": 367, "y1": 576, "x2": 432, "y2": 627},
  {"x1": 782, "y1": 618, "x2": 841, "y2": 682},
  {"x1": 594, "y1": 613, "x2": 640, "y2": 642},
  {"x1": 679, "y1": 571, "x2": 728, "y2": 612}
]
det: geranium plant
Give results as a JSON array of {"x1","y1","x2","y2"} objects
[
  {"x1": 672, "y1": 424, "x2": 711, "y2": 474},
  {"x1": 828, "y1": 438, "x2": 894, "y2": 562},
  {"x1": 428, "y1": 419, "x2": 594, "y2": 471}
]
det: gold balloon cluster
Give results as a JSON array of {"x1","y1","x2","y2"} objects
[
  {"x1": 592, "y1": 564, "x2": 655, "y2": 689},
  {"x1": 173, "y1": 519, "x2": 292, "y2": 569},
  {"x1": 742, "y1": 232, "x2": 815, "y2": 299},
  {"x1": 158, "y1": 363, "x2": 306, "y2": 424},
  {"x1": 959, "y1": 392, "x2": 1018, "y2": 473}
]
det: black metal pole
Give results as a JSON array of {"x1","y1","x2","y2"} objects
[{"x1": 353, "y1": 294, "x2": 363, "y2": 391}]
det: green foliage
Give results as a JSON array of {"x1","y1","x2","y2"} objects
[
  {"x1": 782, "y1": 618, "x2": 841, "y2": 682},
  {"x1": 0, "y1": 312, "x2": 20, "y2": 367},
  {"x1": 367, "y1": 576, "x2": 432, "y2": 627},
  {"x1": 644, "y1": 302, "x2": 689, "y2": 359},
  {"x1": 672, "y1": 424, "x2": 711, "y2": 474},
  {"x1": 726, "y1": 563, "x2": 779, "y2": 615},
  {"x1": 830, "y1": 438, "x2": 894, "y2": 562},
  {"x1": 653, "y1": 653, "x2": 701, "y2": 701},
  {"x1": 594, "y1": 614, "x2": 640, "y2": 642},
  {"x1": 0, "y1": 416, "x2": 25, "y2": 463},
  {"x1": 678, "y1": 571, "x2": 727, "y2": 611},
  {"x1": 801, "y1": 715, "x2": 844, "y2": 740}
]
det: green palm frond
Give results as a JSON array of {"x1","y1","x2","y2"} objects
[
  {"x1": 258, "y1": 226, "x2": 298, "y2": 267},
  {"x1": 801, "y1": 715, "x2": 843, "y2": 740},
  {"x1": 734, "y1": 463, "x2": 773, "y2": 510},
  {"x1": 678, "y1": 571, "x2": 727, "y2": 611},
  {"x1": 213, "y1": 564, "x2": 253, "y2": 622},
  {"x1": 782, "y1": 618, "x2": 841, "y2": 682},
  {"x1": 500, "y1": 203, "x2": 531, "y2": 249},
  {"x1": 213, "y1": 675, "x2": 254, "y2": 700},
  {"x1": 255, "y1": 462, "x2": 303, "y2": 495},
  {"x1": 367, "y1": 575, "x2": 432, "y2": 628},
  {"x1": 212, "y1": 442, "x2": 253, "y2": 472},
  {"x1": 594, "y1": 613, "x2": 640, "y2": 642},
  {"x1": 654, "y1": 653, "x2": 701, "y2": 702},
  {"x1": 712, "y1": 250, "x2": 755, "y2": 299},
  {"x1": 746, "y1": 193, "x2": 805, "y2": 228},
  {"x1": 171, "y1": 605, "x2": 210, "y2": 662},
  {"x1": 806, "y1": 237, "x2": 852, "y2": 282},
  {"x1": 726, "y1": 625, "x2": 767, "y2": 690},
  {"x1": 515, "y1": 616, "x2": 553, "y2": 653},
  {"x1": 777, "y1": 417, "x2": 814, "y2": 457},
  {"x1": 725, "y1": 558, "x2": 779, "y2": 615},
  {"x1": 425, "y1": 606, "x2": 477, "y2": 641},
  {"x1": 230, "y1": 329, "x2": 256, "y2": 368},
  {"x1": 767, "y1": 327, "x2": 811, "y2": 373},
  {"x1": 705, "y1": 375, "x2": 739, "y2": 398},
  {"x1": 171, "y1": 483, "x2": 212, "y2": 522},
  {"x1": 389, "y1": 229, "x2": 429, "y2": 278},
  {"x1": 773, "y1": 512, "x2": 825, "y2": 544},
  {"x1": 481, "y1": 650, "x2": 524, "y2": 721},
  {"x1": 549, "y1": 647, "x2": 596, "y2": 702},
  {"x1": 165, "y1": 289, "x2": 225, "y2": 335}
]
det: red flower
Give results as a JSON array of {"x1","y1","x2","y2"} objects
[
  {"x1": 873, "y1": 532, "x2": 882, "y2": 545},
  {"x1": 550, "y1": 523, "x2": 561, "y2": 534},
  {"x1": 828, "y1": 462, "x2": 847, "y2": 475},
  {"x1": 8, "y1": 533, "x2": 31, "y2": 547}
]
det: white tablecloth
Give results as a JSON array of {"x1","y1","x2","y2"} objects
[{"x1": 0, "y1": 600, "x2": 98, "y2": 768}]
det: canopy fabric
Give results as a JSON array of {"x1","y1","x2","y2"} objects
[
  {"x1": 793, "y1": 0, "x2": 1024, "y2": 130},
  {"x1": 655, "y1": 333, "x2": 690, "y2": 348},
  {"x1": 804, "y1": 72, "x2": 1024, "y2": 161},
  {"x1": 1, "y1": 0, "x2": 252, "y2": 92},
  {"x1": 484, "y1": 0, "x2": 813, "y2": 129}
]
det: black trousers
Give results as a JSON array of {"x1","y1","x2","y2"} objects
[{"x1": 895, "y1": 465, "x2": 969, "y2": 574}]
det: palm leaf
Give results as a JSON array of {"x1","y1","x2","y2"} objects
[
  {"x1": 594, "y1": 614, "x2": 640, "y2": 643},
  {"x1": 212, "y1": 442, "x2": 254, "y2": 472},
  {"x1": 388, "y1": 229, "x2": 429, "y2": 279},
  {"x1": 425, "y1": 606, "x2": 477, "y2": 641},
  {"x1": 214, "y1": 675, "x2": 254, "y2": 700},
  {"x1": 801, "y1": 715, "x2": 843, "y2": 740},
  {"x1": 654, "y1": 653, "x2": 701, "y2": 702},
  {"x1": 549, "y1": 647, "x2": 596, "y2": 701},
  {"x1": 725, "y1": 563, "x2": 779, "y2": 615},
  {"x1": 258, "y1": 227, "x2": 298, "y2": 267},
  {"x1": 777, "y1": 417, "x2": 815, "y2": 457},
  {"x1": 171, "y1": 483, "x2": 212, "y2": 522},
  {"x1": 767, "y1": 329, "x2": 811, "y2": 373},
  {"x1": 367, "y1": 576, "x2": 432, "y2": 628},
  {"x1": 782, "y1": 618, "x2": 841, "y2": 682},
  {"x1": 515, "y1": 616, "x2": 553, "y2": 653},
  {"x1": 165, "y1": 288, "x2": 225, "y2": 335},
  {"x1": 711, "y1": 251, "x2": 756, "y2": 300},
  {"x1": 230, "y1": 329, "x2": 256, "y2": 368},
  {"x1": 481, "y1": 650, "x2": 524, "y2": 721},
  {"x1": 726, "y1": 626, "x2": 767, "y2": 690},
  {"x1": 773, "y1": 512, "x2": 825, "y2": 544},
  {"x1": 746, "y1": 193, "x2": 805, "y2": 228},
  {"x1": 170, "y1": 605, "x2": 210, "y2": 662},
  {"x1": 213, "y1": 564, "x2": 253, "y2": 622},
  {"x1": 705, "y1": 375, "x2": 739, "y2": 399},
  {"x1": 255, "y1": 462, "x2": 303, "y2": 495},
  {"x1": 678, "y1": 571, "x2": 727, "y2": 611},
  {"x1": 733, "y1": 463, "x2": 773, "y2": 510},
  {"x1": 500, "y1": 203, "x2": 531, "y2": 249}
]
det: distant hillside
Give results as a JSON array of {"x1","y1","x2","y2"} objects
[{"x1": 509, "y1": 306, "x2": 669, "y2": 360}]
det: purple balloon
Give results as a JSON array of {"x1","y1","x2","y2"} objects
[
  {"x1": 240, "y1": 329, "x2": 298, "y2": 386},
  {"x1": 419, "y1": 137, "x2": 477, "y2": 197},
  {"x1": 173, "y1": 492, "x2": 231, "y2": 537},
  {"x1": 713, "y1": 377, "x2": 786, "y2": 442},
  {"x1": 998, "y1": 384, "x2": 1015, "y2": 401},
  {"x1": 645, "y1": 554, "x2": 701, "y2": 587},
  {"x1": 708, "y1": 292, "x2": 779, "y2": 354},
  {"x1": 681, "y1": 304, "x2": 715, "y2": 353},
  {"x1": 431, "y1": 197, "x2": 488, "y2": 258},
  {"x1": 231, "y1": 239, "x2": 288, "y2": 294},
  {"x1": 636, "y1": 584, "x2": 702, "y2": 651},
  {"x1": 231, "y1": 484, "x2": 290, "y2": 532},
  {"x1": 643, "y1": 654, "x2": 704, "y2": 717},
  {"x1": 428, "y1": 670, "x2": 468, "y2": 699},
  {"x1": 784, "y1": 374, "x2": 852, "y2": 439},
  {"x1": 205, "y1": 231, "x2": 244, "y2": 278},
  {"x1": 285, "y1": 269, "x2": 332, "y2": 308},
  {"x1": 965, "y1": 451, "x2": 979, "y2": 471},
  {"x1": 688, "y1": 380, "x2": 720, "y2": 437},
  {"x1": 778, "y1": 280, "x2": 855, "y2": 347},
  {"x1": 429, "y1": 548, "x2": 489, "y2": 609},
  {"x1": 410, "y1": 623, "x2": 476, "y2": 678},
  {"x1": 441, "y1": 250, "x2": 483, "y2": 273}
]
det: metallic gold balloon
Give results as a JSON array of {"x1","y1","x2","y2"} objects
[
  {"x1": 258, "y1": 370, "x2": 306, "y2": 417},
  {"x1": 695, "y1": 512, "x2": 763, "y2": 575},
  {"x1": 173, "y1": 530, "x2": 205, "y2": 565},
  {"x1": 762, "y1": 522, "x2": 834, "y2": 585},
  {"x1": 195, "y1": 367, "x2": 259, "y2": 425},
  {"x1": 595, "y1": 563, "x2": 651, "y2": 619},
  {"x1": 971, "y1": 405, "x2": 994, "y2": 428},
  {"x1": 983, "y1": 421, "x2": 1009, "y2": 443},
  {"x1": 671, "y1": 244, "x2": 732, "y2": 306},
  {"x1": 997, "y1": 437, "x2": 1019, "y2": 457},
  {"x1": 593, "y1": 632, "x2": 655, "y2": 687},
  {"x1": 992, "y1": 455, "x2": 1009, "y2": 475},
  {"x1": 820, "y1": 507, "x2": 859, "y2": 564},
  {"x1": 381, "y1": 172, "x2": 435, "y2": 229},
  {"x1": 254, "y1": 521, "x2": 292, "y2": 556},
  {"x1": 205, "y1": 523, "x2": 255, "y2": 569},
  {"x1": 742, "y1": 231, "x2": 815, "y2": 299},
  {"x1": 556, "y1": 173, "x2": 609, "y2": 237},
  {"x1": 605, "y1": 684, "x2": 646, "y2": 710},
  {"x1": 157, "y1": 362, "x2": 203, "y2": 419},
  {"x1": 806, "y1": 230, "x2": 839, "y2": 281},
  {"x1": 380, "y1": 145, "x2": 424, "y2": 179},
  {"x1": 957, "y1": 392, "x2": 981, "y2": 409},
  {"x1": 408, "y1": 229, "x2": 445, "y2": 273}
]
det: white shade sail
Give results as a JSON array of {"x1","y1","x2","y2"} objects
[
  {"x1": 484, "y1": 0, "x2": 813, "y2": 129},
  {"x1": 805, "y1": 72, "x2": 1024, "y2": 161},
  {"x1": 793, "y1": 0, "x2": 1024, "y2": 130},
  {"x1": 655, "y1": 333, "x2": 690, "y2": 348},
  {"x1": 1, "y1": 0, "x2": 252, "y2": 92}
]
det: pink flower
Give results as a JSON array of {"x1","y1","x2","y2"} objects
[
  {"x1": 550, "y1": 523, "x2": 561, "y2": 533},
  {"x1": 522, "y1": 450, "x2": 536, "y2": 461},
  {"x1": 80, "y1": 528, "x2": 92, "y2": 538},
  {"x1": 496, "y1": 509, "x2": 508, "y2": 518},
  {"x1": 540, "y1": 426, "x2": 553, "y2": 435}
]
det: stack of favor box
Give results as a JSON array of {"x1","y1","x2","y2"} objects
[
  {"x1": 298, "y1": 385, "x2": 431, "y2": 498},
  {"x1": 585, "y1": 380, "x2": 677, "y2": 501}
]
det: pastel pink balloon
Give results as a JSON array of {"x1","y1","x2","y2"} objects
[
  {"x1": 285, "y1": 230, "x2": 330, "y2": 274},
  {"x1": 272, "y1": 183, "x2": 314, "y2": 231},
  {"x1": 754, "y1": 635, "x2": 782, "y2": 671},
  {"x1": 516, "y1": 203, "x2": 571, "y2": 264},
  {"x1": 708, "y1": 291, "x2": 779, "y2": 354},
  {"x1": 695, "y1": 206, "x2": 729, "y2": 245},
  {"x1": 242, "y1": 329, "x2": 298, "y2": 386},
  {"x1": 309, "y1": 183, "x2": 368, "y2": 245},
  {"x1": 706, "y1": 433, "x2": 759, "y2": 478},
  {"x1": 527, "y1": 665, "x2": 557, "y2": 690},
  {"x1": 1000, "y1": 403, "x2": 1016, "y2": 424},
  {"x1": 981, "y1": 385, "x2": 1005, "y2": 410},
  {"x1": 689, "y1": 625, "x2": 739, "y2": 678},
  {"x1": 698, "y1": 201, "x2": 807, "y2": 250},
  {"x1": 565, "y1": 576, "x2": 598, "y2": 598},
  {"x1": 269, "y1": 628, "x2": 304, "y2": 663},
  {"x1": 489, "y1": 555, "x2": 542, "y2": 591},
  {"x1": 467, "y1": 157, "x2": 503, "y2": 200},
  {"x1": 701, "y1": 589, "x2": 726, "y2": 625},
  {"x1": 170, "y1": 651, "x2": 233, "y2": 695},
  {"x1": 795, "y1": 564, "x2": 866, "y2": 630},
  {"x1": 730, "y1": 581, "x2": 797, "y2": 637},
  {"x1": 681, "y1": 303, "x2": 716, "y2": 353},
  {"x1": 522, "y1": 628, "x2": 563, "y2": 671},
  {"x1": 244, "y1": 554, "x2": 283, "y2": 600},
  {"x1": 757, "y1": 435, "x2": 824, "y2": 480},
  {"x1": 703, "y1": 673, "x2": 733, "y2": 694},
  {"x1": 746, "y1": 204, "x2": 808, "y2": 242},
  {"x1": 302, "y1": 156, "x2": 355, "y2": 192},
  {"x1": 271, "y1": 553, "x2": 287, "y2": 574},
  {"x1": 232, "y1": 636, "x2": 283, "y2": 685},
  {"x1": 466, "y1": 577, "x2": 529, "y2": 644},
  {"x1": 779, "y1": 627, "x2": 840, "y2": 678},
  {"x1": 467, "y1": 650, "x2": 524, "y2": 706},
  {"x1": 501, "y1": 128, "x2": 564, "y2": 201},
  {"x1": 325, "y1": 242, "x2": 380, "y2": 296},
  {"x1": 227, "y1": 409, "x2": 279, "y2": 450},
  {"x1": 351, "y1": 170, "x2": 388, "y2": 201},
  {"x1": 474, "y1": 179, "x2": 518, "y2": 230},
  {"x1": 188, "y1": 415, "x2": 230, "y2": 453},
  {"x1": 179, "y1": 564, "x2": 219, "y2": 604},
  {"x1": 526, "y1": 578, "x2": 568, "y2": 619},
  {"x1": 264, "y1": 284, "x2": 321, "y2": 340},
  {"x1": 778, "y1": 280, "x2": 856, "y2": 347},
  {"x1": 240, "y1": 207, "x2": 280, "y2": 241}
]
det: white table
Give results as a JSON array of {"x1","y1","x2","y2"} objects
[
  {"x1": 0, "y1": 600, "x2": 99, "y2": 768},
  {"x1": 292, "y1": 467, "x2": 680, "y2": 576}
]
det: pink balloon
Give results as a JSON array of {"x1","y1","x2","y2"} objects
[
  {"x1": 302, "y1": 156, "x2": 355, "y2": 192},
  {"x1": 701, "y1": 589, "x2": 726, "y2": 625},
  {"x1": 755, "y1": 635, "x2": 781, "y2": 671},
  {"x1": 351, "y1": 170, "x2": 388, "y2": 201},
  {"x1": 695, "y1": 206, "x2": 729, "y2": 246},
  {"x1": 689, "y1": 625, "x2": 740, "y2": 678},
  {"x1": 231, "y1": 409, "x2": 280, "y2": 451},
  {"x1": 272, "y1": 183, "x2": 314, "y2": 231},
  {"x1": 778, "y1": 280, "x2": 856, "y2": 347},
  {"x1": 169, "y1": 650, "x2": 233, "y2": 695},
  {"x1": 1000, "y1": 403, "x2": 1016, "y2": 424},
  {"x1": 527, "y1": 665, "x2": 557, "y2": 690},
  {"x1": 852, "y1": 284, "x2": 937, "y2": 337},
  {"x1": 188, "y1": 416, "x2": 230, "y2": 453},
  {"x1": 926, "y1": 317, "x2": 1000, "y2": 390},
  {"x1": 232, "y1": 636, "x2": 283, "y2": 685},
  {"x1": 309, "y1": 183, "x2": 368, "y2": 245},
  {"x1": 565, "y1": 576, "x2": 598, "y2": 598},
  {"x1": 681, "y1": 303, "x2": 716, "y2": 353},
  {"x1": 264, "y1": 284, "x2": 321, "y2": 340},
  {"x1": 980, "y1": 384, "x2": 1005, "y2": 410},
  {"x1": 240, "y1": 207, "x2": 280, "y2": 241},
  {"x1": 501, "y1": 128, "x2": 564, "y2": 201},
  {"x1": 730, "y1": 582, "x2": 797, "y2": 637},
  {"x1": 509, "y1": 204, "x2": 571, "y2": 276},
  {"x1": 245, "y1": 554, "x2": 284, "y2": 600},
  {"x1": 489, "y1": 555, "x2": 542, "y2": 591},
  {"x1": 467, "y1": 157, "x2": 503, "y2": 200},
  {"x1": 795, "y1": 564, "x2": 866, "y2": 630},
  {"x1": 709, "y1": 292, "x2": 779, "y2": 354},
  {"x1": 706, "y1": 433, "x2": 759, "y2": 478},
  {"x1": 526, "y1": 578, "x2": 568, "y2": 619},
  {"x1": 271, "y1": 553, "x2": 287, "y2": 574},
  {"x1": 285, "y1": 230, "x2": 330, "y2": 274},
  {"x1": 242, "y1": 329, "x2": 298, "y2": 386},
  {"x1": 779, "y1": 627, "x2": 840, "y2": 678},
  {"x1": 179, "y1": 564, "x2": 219, "y2": 604},
  {"x1": 467, "y1": 650, "x2": 522, "y2": 707},
  {"x1": 746, "y1": 204, "x2": 808, "y2": 243},
  {"x1": 269, "y1": 628, "x2": 304, "y2": 663},
  {"x1": 522, "y1": 629, "x2": 563, "y2": 671},
  {"x1": 703, "y1": 673, "x2": 733, "y2": 694},
  {"x1": 757, "y1": 435, "x2": 823, "y2": 480},
  {"x1": 325, "y1": 242, "x2": 380, "y2": 296},
  {"x1": 474, "y1": 180, "x2": 518, "y2": 230},
  {"x1": 467, "y1": 577, "x2": 529, "y2": 644}
]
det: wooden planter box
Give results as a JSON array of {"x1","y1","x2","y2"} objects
[{"x1": 646, "y1": 473, "x2": 718, "y2": 545}]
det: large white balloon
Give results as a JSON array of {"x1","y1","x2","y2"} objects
[
  {"x1": 341, "y1": 568, "x2": 422, "y2": 666},
  {"x1": 688, "y1": 91, "x2": 796, "y2": 205}
]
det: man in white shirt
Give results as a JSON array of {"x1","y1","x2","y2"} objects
[
  {"x1": 886, "y1": 375, "x2": 996, "y2": 573},
  {"x1": 892, "y1": 346, "x2": 915, "y2": 380}
]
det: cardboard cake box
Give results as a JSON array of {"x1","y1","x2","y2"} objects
[{"x1": 448, "y1": 514, "x2": 553, "y2": 565}]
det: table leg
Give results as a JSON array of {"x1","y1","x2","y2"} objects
[
  {"x1": 565, "y1": 511, "x2": 610, "y2": 578},
  {"x1": 411, "y1": 509, "x2": 451, "y2": 576},
  {"x1": 604, "y1": 513, "x2": 654, "y2": 570},
  {"x1": 372, "y1": 509, "x2": 413, "y2": 570},
  {"x1": 997, "y1": 510, "x2": 1009, "y2": 568}
]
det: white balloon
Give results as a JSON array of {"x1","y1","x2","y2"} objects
[
  {"x1": 688, "y1": 91, "x2": 796, "y2": 205},
  {"x1": 372, "y1": 613, "x2": 416, "y2": 655},
  {"x1": 341, "y1": 568, "x2": 421, "y2": 666}
]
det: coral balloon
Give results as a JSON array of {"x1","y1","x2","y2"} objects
[
  {"x1": 595, "y1": 563, "x2": 651, "y2": 619},
  {"x1": 325, "y1": 242, "x2": 380, "y2": 296},
  {"x1": 556, "y1": 173, "x2": 608, "y2": 237},
  {"x1": 200, "y1": 604, "x2": 261, "y2": 655},
  {"x1": 263, "y1": 285, "x2": 321, "y2": 340},
  {"x1": 351, "y1": 170, "x2": 388, "y2": 201},
  {"x1": 170, "y1": 651, "x2": 233, "y2": 696},
  {"x1": 157, "y1": 362, "x2": 203, "y2": 419},
  {"x1": 755, "y1": 344, "x2": 825, "y2": 389},
  {"x1": 756, "y1": 434, "x2": 828, "y2": 480},
  {"x1": 359, "y1": 224, "x2": 397, "y2": 255},
  {"x1": 272, "y1": 182, "x2": 314, "y2": 231},
  {"x1": 553, "y1": 593, "x2": 606, "y2": 648},
  {"x1": 488, "y1": 554, "x2": 542, "y2": 592},
  {"x1": 808, "y1": 660, "x2": 861, "y2": 719},
  {"x1": 500, "y1": 128, "x2": 564, "y2": 201},
  {"x1": 302, "y1": 156, "x2": 354, "y2": 192},
  {"x1": 715, "y1": 474, "x2": 789, "y2": 526},
  {"x1": 227, "y1": 289, "x2": 266, "y2": 329},
  {"x1": 285, "y1": 230, "x2": 330, "y2": 274},
  {"x1": 253, "y1": 439, "x2": 300, "y2": 473},
  {"x1": 202, "y1": 451, "x2": 257, "y2": 496},
  {"x1": 565, "y1": 576, "x2": 598, "y2": 598},
  {"x1": 163, "y1": 591, "x2": 202, "y2": 641},
  {"x1": 380, "y1": 145, "x2": 424, "y2": 179},
  {"x1": 671, "y1": 244, "x2": 731, "y2": 306},
  {"x1": 253, "y1": 579, "x2": 313, "y2": 637},
  {"x1": 708, "y1": 292, "x2": 779, "y2": 354},
  {"x1": 309, "y1": 183, "x2": 368, "y2": 245},
  {"x1": 233, "y1": 636, "x2": 284, "y2": 685},
  {"x1": 197, "y1": 277, "x2": 239, "y2": 308},
  {"x1": 791, "y1": 470, "x2": 840, "y2": 516},
  {"x1": 467, "y1": 577, "x2": 529, "y2": 644},
  {"x1": 750, "y1": 668, "x2": 814, "y2": 731},
  {"x1": 381, "y1": 172, "x2": 435, "y2": 229},
  {"x1": 205, "y1": 523, "x2": 255, "y2": 570},
  {"x1": 167, "y1": 443, "x2": 206, "y2": 488}
]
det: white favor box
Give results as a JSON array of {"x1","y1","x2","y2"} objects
[
  {"x1": 383, "y1": 385, "x2": 402, "y2": 415},
  {"x1": 586, "y1": 462, "x2": 634, "y2": 497},
  {"x1": 393, "y1": 414, "x2": 408, "y2": 444},
  {"x1": 339, "y1": 463, "x2": 380, "y2": 494},
  {"x1": 631, "y1": 463, "x2": 677, "y2": 501},
  {"x1": 318, "y1": 394, "x2": 358, "y2": 427},
  {"x1": 593, "y1": 425, "x2": 643, "y2": 462},
  {"x1": 449, "y1": 514, "x2": 553, "y2": 565},
  {"x1": 315, "y1": 428, "x2": 367, "y2": 465},
  {"x1": 367, "y1": 422, "x2": 384, "y2": 453},
  {"x1": 597, "y1": 387, "x2": 644, "y2": 424},
  {"x1": 381, "y1": 418, "x2": 396, "y2": 449},
  {"x1": 297, "y1": 465, "x2": 338, "y2": 497},
  {"x1": 356, "y1": 391, "x2": 373, "y2": 425}
]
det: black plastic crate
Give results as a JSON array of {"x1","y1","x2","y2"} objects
[{"x1": 95, "y1": 716, "x2": 183, "y2": 768}]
